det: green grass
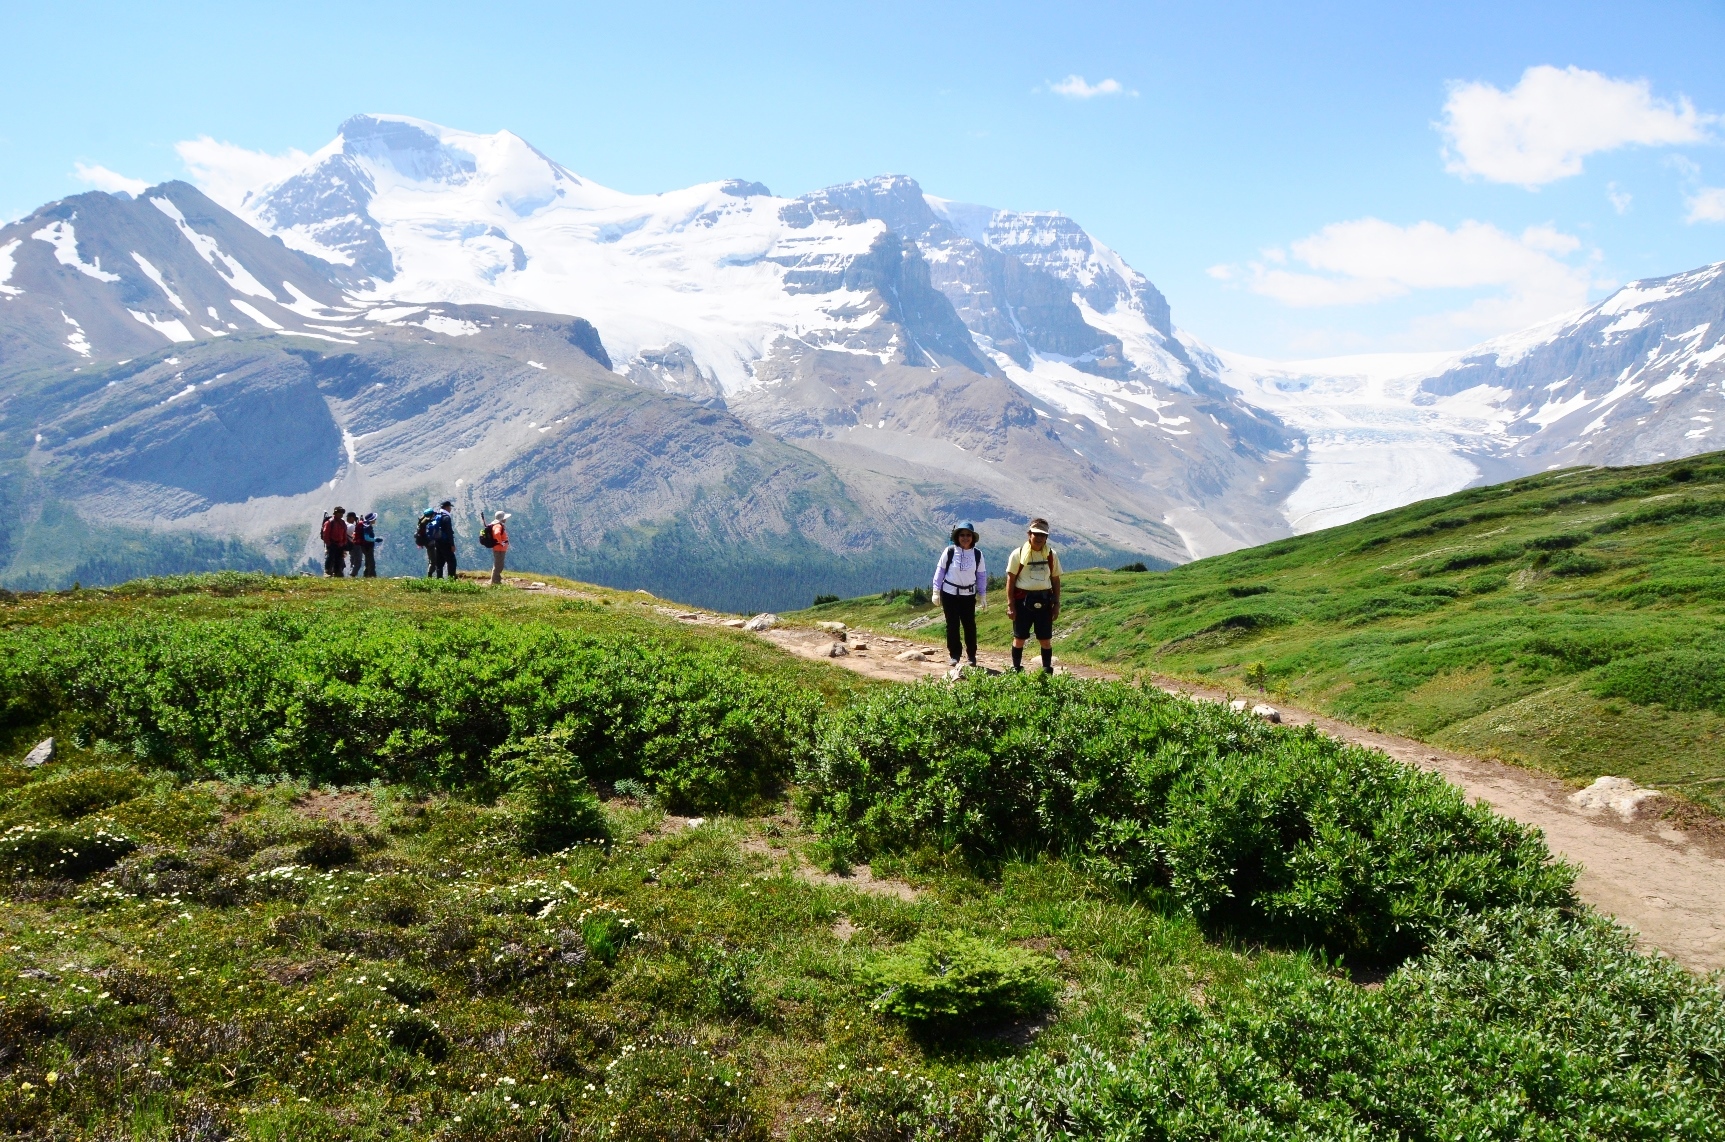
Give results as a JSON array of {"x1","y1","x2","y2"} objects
[
  {"x1": 796, "y1": 452, "x2": 1725, "y2": 812},
  {"x1": 0, "y1": 573, "x2": 1721, "y2": 1138}
]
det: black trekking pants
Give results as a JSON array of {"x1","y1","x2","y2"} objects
[
  {"x1": 324, "y1": 544, "x2": 345, "y2": 578},
  {"x1": 351, "y1": 542, "x2": 376, "y2": 578},
  {"x1": 941, "y1": 590, "x2": 978, "y2": 663},
  {"x1": 433, "y1": 541, "x2": 457, "y2": 579}
]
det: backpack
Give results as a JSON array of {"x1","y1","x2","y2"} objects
[
  {"x1": 479, "y1": 524, "x2": 497, "y2": 549},
  {"x1": 414, "y1": 517, "x2": 431, "y2": 547}
]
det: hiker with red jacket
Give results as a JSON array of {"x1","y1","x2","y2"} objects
[
  {"x1": 480, "y1": 509, "x2": 510, "y2": 586},
  {"x1": 320, "y1": 506, "x2": 349, "y2": 578}
]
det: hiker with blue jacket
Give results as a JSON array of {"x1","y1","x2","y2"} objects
[
  {"x1": 933, "y1": 520, "x2": 986, "y2": 671},
  {"x1": 414, "y1": 509, "x2": 438, "y2": 576}
]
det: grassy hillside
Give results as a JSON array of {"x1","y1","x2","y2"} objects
[
  {"x1": 800, "y1": 452, "x2": 1725, "y2": 813},
  {"x1": 2, "y1": 573, "x2": 1721, "y2": 1138}
]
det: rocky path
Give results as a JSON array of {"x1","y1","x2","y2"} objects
[{"x1": 510, "y1": 584, "x2": 1725, "y2": 973}]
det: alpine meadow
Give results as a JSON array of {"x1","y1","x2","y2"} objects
[
  {"x1": 1, "y1": 524, "x2": 1723, "y2": 1137},
  {"x1": 7, "y1": 6, "x2": 1725, "y2": 1138}
]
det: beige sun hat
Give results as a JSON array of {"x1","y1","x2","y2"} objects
[{"x1": 494, "y1": 511, "x2": 511, "y2": 521}]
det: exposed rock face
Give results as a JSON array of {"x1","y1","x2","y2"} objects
[
  {"x1": 1415, "y1": 263, "x2": 1725, "y2": 470},
  {"x1": 1569, "y1": 776, "x2": 1665, "y2": 822},
  {"x1": 0, "y1": 182, "x2": 346, "y2": 372}
]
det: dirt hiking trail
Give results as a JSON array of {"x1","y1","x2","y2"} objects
[{"x1": 505, "y1": 582, "x2": 1725, "y2": 973}]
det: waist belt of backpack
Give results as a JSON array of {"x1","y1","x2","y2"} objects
[{"x1": 942, "y1": 584, "x2": 976, "y2": 596}]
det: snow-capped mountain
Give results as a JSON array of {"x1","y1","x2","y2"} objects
[
  {"x1": 4, "y1": 111, "x2": 1720, "y2": 599},
  {"x1": 1197, "y1": 262, "x2": 1725, "y2": 534},
  {"x1": 234, "y1": 115, "x2": 1297, "y2": 556},
  {"x1": 1414, "y1": 262, "x2": 1725, "y2": 468}
]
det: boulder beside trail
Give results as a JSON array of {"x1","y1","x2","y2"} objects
[
  {"x1": 23, "y1": 738, "x2": 54, "y2": 767},
  {"x1": 895, "y1": 648, "x2": 933, "y2": 661},
  {"x1": 743, "y1": 613, "x2": 780, "y2": 632},
  {"x1": 1569, "y1": 776, "x2": 1664, "y2": 821},
  {"x1": 1252, "y1": 704, "x2": 1281, "y2": 723},
  {"x1": 816, "y1": 621, "x2": 847, "y2": 635}
]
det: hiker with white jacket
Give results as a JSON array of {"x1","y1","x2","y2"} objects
[{"x1": 932, "y1": 520, "x2": 986, "y2": 670}]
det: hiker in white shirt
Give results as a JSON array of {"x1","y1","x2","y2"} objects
[{"x1": 932, "y1": 520, "x2": 987, "y2": 670}]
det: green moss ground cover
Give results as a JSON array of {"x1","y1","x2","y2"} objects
[
  {"x1": 798, "y1": 452, "x2": 1725, "y2": 813},
  {"x1": 0, "y1": 574, "x2": 1720, "y2": 1139}
]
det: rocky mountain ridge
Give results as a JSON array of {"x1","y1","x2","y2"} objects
[{"x1": 2, "y1": 113, "x2": 1722, "y2": 603}]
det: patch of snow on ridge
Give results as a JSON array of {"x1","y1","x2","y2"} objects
[
  {"x1": 149, "y1": 196, "x2": 275, "y2": 299},
  {"x1": 130, "y1": 253, "x2": 189, "y2": 313},
  {"x1": 419, "y1": 314, "x2": 480, "y2": 336},
  {"x1": 60, "y1": 311, "x2": 92, "y2": 357},
  {"x1": 128, "y1": 310, "x2": 195, "y2": 343},
  {"x1": 278, "y1": 281, "x2": 337, "y2": 319},
  {"x1": 33, "y1": 219, "x2": 121, "y2": 282},
  {"x1": 0, "y1": 239, "x2": 22, "y2": 296},
  {"x1": 228, "y1": 299, "x2": 283, "y2": 330}
]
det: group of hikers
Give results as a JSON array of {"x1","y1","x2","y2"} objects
[
  {"x1": 316, "y1": 504, "x2": 1060, "y2": 673},
  {"x1": 319, "y1": 500, "x2": 511, "y2": 584},
  {"x1": 931, "y1": 517, "x2": 1061, "y2": 674}
]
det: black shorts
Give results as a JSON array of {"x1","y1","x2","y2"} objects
[{"x1": 1012, "y1": 591, "x2": 1055, "y2": 641}]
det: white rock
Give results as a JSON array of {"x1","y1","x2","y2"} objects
[
  {"x1": 723, "y1": 619, "x2": 746, "y2": 628},
  {"x1": 526, "y1": 582, "x2": 546, "y2": 590},
  {"x1": 686, "y1": 817, "x2": 705, "y2": 828},
  {"x1": 22, "y1": 738, "x2": 53, "y2": 768},
  {"x1": 742, "y1": 612, "x2": 779, "y2": 631},
  {"x1": 1229, "y1": 699, "x2": 1248, "y2": 713},
  {"x1": 1251, "y1": 704, "x2": 1281, "y2": 723},
  {"x1": 1569, "y1": 776, "x2": 1663, "y2": 821},
  {"x1": 816, "y1": 621, "x2": 847, "y2": 633},
  {"x1": 827, "y1": 642, "x2": 849, "y2": 657},
  {"x1": 895, "y1": 648, "x2": 933, "y2": 661}
]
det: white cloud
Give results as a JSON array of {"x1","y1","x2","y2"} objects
[
  {"x1": 175, "y1": 136, "x2": 311, "y2": 213},
  {"x1": 1047, "y1": 75, "x2": 1133, "y2": 99},
  {"x1": 1606, "y1": 183, "x2": 1632, "y2": 214},
  {"x1": 1688, "y1": 187, "x2": 1725, "y2": 223},
  {"x1": 1224, "y1": 217, "x2": 1596, "y2": 340},
  {"x1": 73, "y1": 162, "x2": 149, "y2": 196},
  {"x1": 1440, "y1": 65, "x2": 1713, "y2": 187}
]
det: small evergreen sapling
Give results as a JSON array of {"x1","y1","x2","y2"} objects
[
  {"x1": 488, "y1": 733, "x2": 609, "y2": 853},
  {"x1": 864, "y1": 931, "x2": 1055, "y2": 1030}
]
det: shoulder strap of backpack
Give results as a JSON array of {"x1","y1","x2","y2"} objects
[{"x1": 941, "y1": 545, "x2": 955, "y2": 574}]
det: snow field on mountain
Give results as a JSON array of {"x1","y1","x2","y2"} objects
[{"x1": 0, "y1": 239, "x2": 21, "y2": 296}]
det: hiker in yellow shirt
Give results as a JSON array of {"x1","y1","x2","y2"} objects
[{"x1": 1005, "y1": 517, "x2": 1061, "y2": 673}]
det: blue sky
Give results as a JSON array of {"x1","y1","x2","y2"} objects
[{"x1": 5, "y1": 0, "x2": 1723, "y2": 357}]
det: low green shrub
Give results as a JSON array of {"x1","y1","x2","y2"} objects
[
  {"x1": 1595, "y1": 649, "x2": 1725, "y2": 713},
  {"x1": 489, "y1": 733, "x2": 609, "y2": 852},
  {"x1": 0, "y1": 614, "x2": 819, "y2": 811},
  {"x1": 864, "y1": 932, "x2": 1055, "y2": 1030},
  {"x1": 801, "y1": 674, "x2": 1573, "y2": 963},
  {"x1": 986, "y1": 908, "x2": 1725, "y2": 1139},
  {"x1": 0, "y1": 819, "x2": 136, "y2": 878},
  {"x1": 3, "y1": 765, "x2": 147, "y2": 821}
]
